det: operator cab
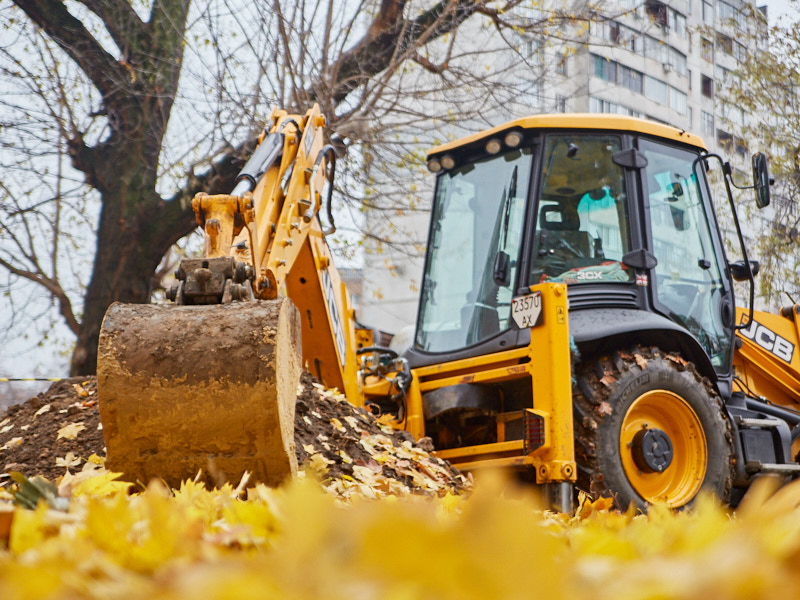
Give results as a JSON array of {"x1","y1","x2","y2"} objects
[{"x1": 408, "y1": 115, "x2": 738, "y2": 390}]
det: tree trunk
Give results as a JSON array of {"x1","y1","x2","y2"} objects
[
  {"x1": 68, "y1": 139, "x2": 243, "y2": 376},
  {"x1": 70, "y1": 183, "x2": 197, "y2": 376}
]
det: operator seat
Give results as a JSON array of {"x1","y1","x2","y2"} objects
[{"x1": 532, "y1": 203, "x2": 595, "y2": 280}]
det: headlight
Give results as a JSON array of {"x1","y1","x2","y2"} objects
[
  {"x1": 485, "y1": 138, "x2": 502, "y2": 155},
  {"x1": 504, "y1": 130, "x2": 523, "y2": 148},
  {"x1": 440, "y1": 154, "x2": 456, "y2": 170}
]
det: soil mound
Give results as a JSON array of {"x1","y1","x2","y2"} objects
[{"x1": 1, "y1": 375, "x2": 469, "y2": 498}]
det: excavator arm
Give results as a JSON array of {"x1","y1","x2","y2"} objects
[{"x1": 97, "y1": 105, "x2": 364, "y2": 488}]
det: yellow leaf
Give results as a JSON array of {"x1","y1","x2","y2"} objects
[
  {"x1": 56, "y1": 422, "x2": 85, "y2": 441},
  {"x1": 9, "y1": 502, "x2": 49, "y2": 553},
  {"x1": 33, "y1": 404, "x2": 51, "y2": 417},
  {"x1": 376, "y1": 413, "x2": 396, "y2": 426},
  {"x1": 70, "y1": 470, "x2": 133, "y2": 497},
  {"x1": 55, "y1": 452, "x2": 81, "y2": 469}
]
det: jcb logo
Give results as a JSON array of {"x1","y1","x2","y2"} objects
[{"x1": 739, "y1": 319, "x2": 795, "y2": 364}]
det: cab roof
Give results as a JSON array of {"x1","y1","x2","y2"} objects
[{"x1": 427, "y1": 113, "x2": 707, "y2": 158}]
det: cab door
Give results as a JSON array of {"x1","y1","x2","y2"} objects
[{"x1": 639, "y1": 138, "x2": 735, "y2": 373}]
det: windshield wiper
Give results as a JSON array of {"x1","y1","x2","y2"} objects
[{"x1": 493, "y1": 166, "x2": 518, "y2": 286}]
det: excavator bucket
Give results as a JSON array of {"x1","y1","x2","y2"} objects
[{"x1": 97, "y1": 298, "x2": 302, "y2": 489}]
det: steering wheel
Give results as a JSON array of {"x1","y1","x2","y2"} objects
[{"x1": 549, "y1": 231, "x2": 583, "y2": 258}]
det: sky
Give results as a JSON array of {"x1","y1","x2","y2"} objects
[{"x1": 764, "y1": 0, "x2": 797, "y2": 22}]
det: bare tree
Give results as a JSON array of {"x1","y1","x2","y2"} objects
[
  {"x1": 0, "y1": 0, "x2": 610, "y2": 375},
  {"x1": 711, "y1": 5, "x2": 800, "y2": 307}
]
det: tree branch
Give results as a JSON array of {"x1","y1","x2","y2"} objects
[
  {"x1": 77, "y1": 0, "x2": 146, "y2": 60},
  {"x1": 317, "y1": 0, "x2": 483, "y2": 106},
  {"x1": 0, "y1": 257, "x2": 81, "y2": 336},
  {"x1": 12, "y1": 0, "x2": 128, "y2": 101}
]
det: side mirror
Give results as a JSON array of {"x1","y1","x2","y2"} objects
[
  {"x1": 752, "y1": 152, "x2": 771, "y2": 209},
  {"x1": 730, "y1": 259, "x2": 760, "y2": 282},
  {"x1": 667, "y1": 182, "x2": 684, "y2": 199}
]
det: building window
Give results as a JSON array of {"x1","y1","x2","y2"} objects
[
  {"x1": 591, "y1": 96, "x2": 618, "y2": 113},
  {"x1": 590, "y1": 96, "x2": 641, "y2": 117},
  {"x1": 524, "y1": 38, "x2": 544, "y2": 63},
  {"x1": 592, "y1": 54, "x2": 643, "y2": 93},
  {"x1": 733, "y1": 41, "x2": 747, "y2": 62},
  {"x1": 646, "y1": 0, "x2": 669, "y2": 27},
  {"x1": 702, "y1": 111, "x2": 714, "y2": 137},
  {"x1": 645, "y1": 76, "x2": 668, "y2": 104},
  {"x1": 669, "y1": 48, "x2": 688, "y2": 76},
  {"x1": 703, "y1": 0, "x2": 714, "y2": 23},
  {"x1": 644, "y1": 35, "x2": 667, "y2": 62},
  {"x1": 701, "y1": 38, "x2": 714, "y2": 62},
  {"x1": 593, "y1": 54, "x2": 617, "y2": 82},
  {"x1": 530, "y1": 81, "x2": 543, "y2": 109},
  {"x1": 717, "y1": 129, "x2": 733, "y2": 151},
  {"x1": 736, "y1": 137, "x2": 749, "y2": 159},
  {"x1": 670, "y1": 10, "x2": 687, "y2": 37},
  {"x1": 717, "y1": 0, "x2": 736, "y2": 22},
  {"x1": 669, "y1": 87, "x2": 687, "y2": 114},
  {"x1": 620, "y1": 65, "x2": 644, "y2": 93},
  {"x1": 688, "y1": 69, "x2": 692, "y2": 90},
  {"x1": 556, "y1": 95, "x2": 567, "y2": 112},
  {"x1": 557, "y1": 52, "x2": 568, "y2": 76},
  {"x1": 735, "y1": 7, "x2": 747, "y2": 28},
  {"x1": 702, "y1": 75, "x2": 714, "y2": 98},
  {"x1": 717, "y1": 33, "x2": 733, "y2": 56}
]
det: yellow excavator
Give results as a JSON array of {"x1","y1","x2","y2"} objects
[{"x1": 98, "y1": 104, "x2": 799, "y2": 511}]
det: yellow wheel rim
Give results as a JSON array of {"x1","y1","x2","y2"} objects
[{"x1": 619, "y1": 390, "x2": 707, "y2": 508}]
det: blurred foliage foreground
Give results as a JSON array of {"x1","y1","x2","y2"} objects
[{"x1": 2, "y1": 464, "x2": 800, "y2": 600}]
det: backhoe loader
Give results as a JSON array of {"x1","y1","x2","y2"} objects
[{"x1": 98, "y1": 105, "x2": 800, "y2": 511}]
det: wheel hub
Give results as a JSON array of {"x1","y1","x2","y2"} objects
[{"x1": 631, "y1": 427, "x2": 674, "y2": 473}]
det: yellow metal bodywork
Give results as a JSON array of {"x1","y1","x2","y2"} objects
[
  {"x1": 427, "y1": 113, "x2": 707, "y2": 158},
  {"x1": 733, "y1": 306, "x2": 800, "y2": 458},
  {"x1": 191, "y1": 194, "x2": 253, "y2": 258},
  {"x1": 363, "y1": 282, "x2": 576, "y2": 484},
  {"x1": 733, "y1": 307, "x2": 800, "y2": 409}
]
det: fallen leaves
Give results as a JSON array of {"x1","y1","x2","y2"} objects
[
  {"x1": 599, "y1": 372, "x2": 617, "y2": 387},
  {"x1": 3, "y1": 474, "x2": 800, "y2": 599},
  {"x1": 33, "y1": 404, "x2": 51, "y2": 418},
  {"x1": 56, "y1": 422, "x2": 85, "y2": 441},
  {"x1": 55, "y1": 452, "x2": 81, "y2": 469},
  {"x1": 1, "y1": 437, "x2": 23, "y2": 450}
]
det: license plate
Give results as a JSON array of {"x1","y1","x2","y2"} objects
[{"x1": 511, "y1": 291, "x2": 543, "y2": 328}]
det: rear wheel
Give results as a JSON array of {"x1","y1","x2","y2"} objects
[{"x1": 574, "y1": 347, "x2": 733, "y2": 510}]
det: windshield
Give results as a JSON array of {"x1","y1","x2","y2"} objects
[
  {"x1": 416, "y1": 148, "x2": 532, "y2": 353},
  {"x1": 531, "y1": 135, "x2": 633, "y2": 284},
  {"x1": 642, "y1": 139, "x2": 731, "y2": 367}
]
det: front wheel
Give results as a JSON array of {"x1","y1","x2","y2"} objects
[{"x1": 574, "y1": 347, "x2": 734, "y2": 510}]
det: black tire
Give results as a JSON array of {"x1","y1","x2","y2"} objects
[{"x1": 574, "y1": 346, "x2": 734, "y2": 510}]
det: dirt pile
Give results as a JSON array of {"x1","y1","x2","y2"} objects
[{"x1": 0, "y1": 375, "x2": 469, "y2": 498}]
